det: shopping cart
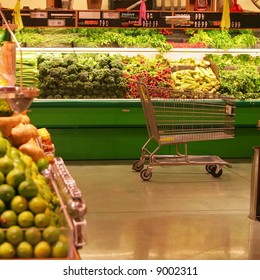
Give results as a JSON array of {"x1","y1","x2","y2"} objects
[{"x1": 132, "y1": 80, "x2": 236, "y2": 181}]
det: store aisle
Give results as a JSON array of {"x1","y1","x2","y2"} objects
[{"x1": 66, "y1": 159, "x2": 260, "y2": 260}]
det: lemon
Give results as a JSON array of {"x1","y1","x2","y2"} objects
[
  {"x1": 18, "y1": 179, "x2": 38, "y2": 199},
  {"x1": 25, "y1": 227, "x2": 42, "y2": 246},
  {"x1": 9, "y1": 147, "x2": 21, "y2": 159},
  {"x1": 0, "y1": 156, "x2": 14, "y2": 175},
  {"x1": 0, "y1": 171, "x2": 5, "y2": 185},
  {"x1": 43, "y1": 226, "x2": 60, "y2": 244},
  {"x1": 34, "y1": 213, "x2": 50, "y2": 228},
  {"x1": 0, "y1": 198, "x2": 6, "y2": 214},
  {"x1": 16, "y1": 241, "x2": 33, "y2": 258},
  {"x1": 34, "y1": 240, "x2": 51, "y2": 258},
  {"x1": 28, "y1": 196, "x2": 47, "y2": 214},
  {"x1": 13, "y1": 158, "x2": 26, "y2": 171},
  {"x1": 20, "y1": 154, "x2": 33, "y2": 168},
  {"x1": 6, "y1": 225, "x2": 24, "y2": 246},
  {"x1": 0, "y1": 228, "x2": 6, "y2": 244},
  {"x1": 10, "y1": 195, "x2": 28, "y2": 214},
  {"x1": 51, "y1": 240, "x2": 69, "y2": 258},
  {"x1": 0, "y1": 241, "x2": 16, "y2": 259},
  {"x1": 0, "y1": 210, "x2": 17, "y2": 228},
  {"x1": 17, "y1": 211, "x2": 34, "y2": 228},
  {"x1": 0, "y1": 138, "x2": 8, "y2": 157},
  {"x1": 37, "y1": 158, "x2": 49, "y2": 173},
  {"x1": 6, "y1": 168, "x2": 26, "y2": 189},
  {"x1": 0, "y1": 184, "x2": 15, "y2": 203}
]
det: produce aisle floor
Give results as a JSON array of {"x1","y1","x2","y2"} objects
[{"x1": 65, "y1": 159, "x2": 260, "y2": 260}]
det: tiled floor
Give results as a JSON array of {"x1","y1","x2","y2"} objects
[{"x1": 66, "y1": 159, "x2": 260, "y2": 260}]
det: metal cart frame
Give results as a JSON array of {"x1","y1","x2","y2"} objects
[{"x1": 132, "y1": 80, "x2": 236, "y2": 181}]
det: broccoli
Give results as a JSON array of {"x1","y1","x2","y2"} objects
[
  {"x1": 78, "y1": 71, "x2": 90, "y2": 82},
  {"x1": 67, "y1": 64, "x2": 79, "y2": 75}
]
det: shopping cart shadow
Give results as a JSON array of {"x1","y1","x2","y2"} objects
[{"x1": 132, "y1": 80, "x2": 236, "y2": 181}]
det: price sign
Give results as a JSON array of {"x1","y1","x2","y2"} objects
[{"x1": 48, "y1": 19, "x2": 65, "y2": 27}]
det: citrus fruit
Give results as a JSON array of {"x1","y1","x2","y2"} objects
[
  {"x1": 13, "y1": 158, "x2": 26, "y2": 170},
  {"x1": 43, "y1": 226, "x2": 60, "y2": 244},
  {"x1": 25, "y1": 227, "x2": 42, "y2": 246},
  {"x1": 34, "y1": 240, "x2": 51, "y2": 258},
  {"x1": 6, "y1": 225, "x2": 24, "y2": 246},
  {"x1": 0, "y1": 156, "x2": 14, "y2": 174},
  {"x1": 0, "y1": 198, "x2": 6, "y2": 214},
  {"x1": 18, "y1": 179, "x2": 38, "y2": 199},
  {"x1": 51, "y1": 240, "x2": 69, "y2": 258},
  {"x1": 9, "y1": 147, "x2": 21, "y2": 159},
  {"x1": 0, "y1": 210, "x2": 17, "y2": 228},
  {"x1": 6, "y1": 168, "x2": 26, "y2": 188},
  {"x1": 0, "y1": 137, "x2": 8, "y2": 157},
  {"x1": 20, "y1": 154, "x2": 33, "y2": 168},
  {"x1": 28, "y1": 196, "x2": 47, "y2": 214},
  {"x1": 10, "y1": 195, "x2": 28, "y2": 214},
  {"x1": 0, "y1": 228, "x2": 6, "y2": 244},
  {"x1": 0, "y1": 171, "x2": 5, "y2": 185},
  {"x1": 17, "y1": 211, "x2": 34, "y2": 228},
  {"x1": 37, "y1": 158, "x2": 49, "y2": 173},
  {"x1": 34, "y1": 213, "x2": 50, "y2": 228},
  {"x1": 16, "y1": 241, "x2": 33, "y2": 258},
  {"x1": 0, "y1": 241, "x2": 16, "y2": 258},
  {"x1": 0, "y1": 184, "x2": 15, "y2": 203}
]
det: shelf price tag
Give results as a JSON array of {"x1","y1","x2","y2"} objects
[
  {"x1": 48, "y1": 19, "x2": 65, "y2": 27},
  {"x1": 30, "y1": 12, "x2": 48, "y2": 19}
]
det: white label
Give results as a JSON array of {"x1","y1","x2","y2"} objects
[
  {"x1": 30, "y1": 12, "x2": 48, "y2": 19},
  {"x1": 48, "y1": 19, "x2": 65, "y2": 27}
]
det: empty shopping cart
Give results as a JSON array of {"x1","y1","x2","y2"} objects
[{"x1": 132, "y1": 80, "x2": 236, "y2": 181}]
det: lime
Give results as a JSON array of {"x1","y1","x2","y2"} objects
[
  {"x1": 17, "y1": 211, "x2": 34, "y2": 228},
  {"x1": 16, "y1": 241, "x2": 33, "y2": 258},
  {"x1": 0, "y1": 198, "x2": 6, "y2": 214},
  {"x1": 28, "y1": 196, "x2": 47, "y2": 214},
  {"x1": 0, "y1": 137, "x2": 8, "y2": 157},
  {"x1": 0, "y1": 171, "x2": 5, "y2": 185},
  {"x1": 0, "y1": 241, "x2": 16, "y2": 259},
  {"x1": 25, "y1": 227, "x2": 42, "y2": 246},
  {"x1": 6, "y1": 168, "x2": 26, "y2": 188},
  {"x1": 10, "y1": 195, "x2": 28, "y2": 214},
  {"x1": 43, "y1": 226, "x2": 60, "y2": 244},
  {"x1": 9, "y1": 147, "x2": 21, "y2": 159},
  {"x1": 18, "y1": 179, "x2": 38, "y2": 199},
  {"x1": 6, "y1": 225, "x2": 24, "y2": 246},
  {"x1": 0, "y1": 228, "x2": 6, "y2": 244},
  {"x1": 0, "y1": 156, "x2": 14, "y2": 174},
  {"x1": 20, "y1": 154, "x2": 33, "y2": 168},
  {"x1": 34, "y1": 240, "x2": 51, "y2": 258},
  {"x1": 34, "y1": 213, "x2": 50, "y2": 228},
  {"x1": 0, "y1": 184, "x2": 15, "y2": 203},
  {"x1": 13, "y1": 158, "x2": 26, "y2": 170},
  {"x1": 0, "y1": 210, "x2": 17, "y2": 228},
  {"x1": 37, "y1": 158, "x2": 49, "y2": 173},
  {"x1": 51, "y1": 240, "x2": 69, "y2": 258}
]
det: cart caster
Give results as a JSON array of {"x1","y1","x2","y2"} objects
[
  {"x1": 140, "y1": 169, "x2": 152, "y2": 181},
  {"x1": 132, "y1": 160, "x2": 144, "y2": 172},
  {"x1": 210, "y1": 165, "x2": 223, "y2": 178},
  {"x1": 205, "y1": 165, "x2": 214, "y2": 174}
]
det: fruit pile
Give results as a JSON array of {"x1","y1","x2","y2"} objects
[{"x1": 0, "y1": 135, "x2": 70, "y2": 259}]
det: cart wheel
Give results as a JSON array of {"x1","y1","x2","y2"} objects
[
  {"x1": 205, "y1": 165, "x2": 214, "y2": 174},
  {"x1": 132, "y1": 160, "x2": 144, "y2": 172},
  {"x1": 210, "y1": 166, "x2": 223, "y2": 178},
  {"x1": 140, "y1": 169, "x2": 152, "y2": 181}
]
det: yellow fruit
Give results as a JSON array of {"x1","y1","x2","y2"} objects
[
  {"x1": 9, "y1": 147, "x2": 21, "y2": 159},
  {"x1": 0, "y1": 210, "x2": 17, "y2": 228},
  {"x1": 0, "y1": 198, "x2": 6, "y2": 214},
  {"x1": 0, "y1": 171, "x2": 5, "y2": 185},
  {"x1": 28, "y1": 196, "x2": 47, "y2": 214},
  {"x1": 0, "y1": 184, "x2": 15, "y2": 203},
  {"x1": 37, "y1": 158, "x2": 49, "y2": 173},
  {"x1": 0, "y1": 228, "x2": 6, "y2": 244},
  {"x1": 51, "y1": 240, "x2": 69, "y2": 258},
  {"x1": 17, "y1": 211, "x2": 34, "y2": 228},
  {"x1": 18, "y1": 179, "x2": 38, "y2": 199},
  {"x1": 0, "y1": 137, "x2": 8, "y2": 157},
  {"x1": 6, "y1": 168, "x2": 26, "y2": 188},
  {"x1": 16, "y1": 241, "x2": 33, "y2": 258},
  {"x1": 43, "y1": 226, "x2": 60, "y2": 244},
  {"x1": 13, "y1": 158, "x2": 26, "y2": 170},
  {"x1": 20, "y1": 154, "x2": 33, "y2": 168},
  {"x1": 6, "y1": 225, "x2": 24, "y2": 246},
  {"x1": 0, "y1": 241, "x2": 16, "y2": 259},
  {"x1": 34, "y1": 240, "x2": 51, "y2": 258},
  {"x1": 34, "y1": 213, "x2": 50, "y2": 228},
  {"x1": 25, "y1": 227, "x2": 42, "y2": 246},
  {"x1": 10, "y1": 195, "x2": 28, "y2": 214},
  {"x1": 0, "y1": 157, "x2": 14, "y2": 174}
]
